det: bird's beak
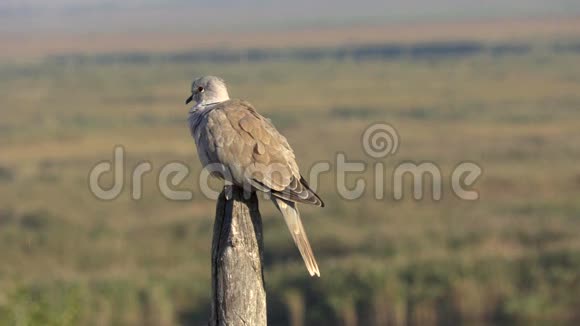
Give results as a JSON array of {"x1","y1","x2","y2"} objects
[{"x1": 185, "y1": 94, "x2": 194, "y2": 105}]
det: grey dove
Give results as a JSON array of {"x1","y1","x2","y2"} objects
[{"x1": 186, "y1": 76, "x2": 324, "y2": 277}]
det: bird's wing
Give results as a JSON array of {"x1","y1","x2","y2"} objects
[{"x1": 205, "y1": 99, "x2": 324, "y2": 207}]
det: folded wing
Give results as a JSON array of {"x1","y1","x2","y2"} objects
[{"x1": 207, "y1": 99, "x2": 324, "y2": 207}]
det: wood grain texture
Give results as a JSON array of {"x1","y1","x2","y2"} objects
[{"x1": 209, "y1": 187, "x2": 267, "y2": 326}]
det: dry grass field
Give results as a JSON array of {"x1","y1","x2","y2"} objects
[
  {"x1": 1, "y1": 19, "x2": 580, "y2": 325},
  {"x1": 2, "y1": 17, "x2": 580, "y2": 60}
]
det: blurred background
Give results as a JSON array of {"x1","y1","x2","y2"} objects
[{"x1": 1, "y1": 1, "x2": 580, "y2": 325}]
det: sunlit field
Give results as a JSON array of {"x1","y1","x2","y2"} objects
[{"x1": 1, "y1": 37, "x2": 580, "y2": 325}]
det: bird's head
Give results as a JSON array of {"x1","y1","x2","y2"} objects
[{"x1": 185, "y1": 76, "x2": 230, "y2": 106}]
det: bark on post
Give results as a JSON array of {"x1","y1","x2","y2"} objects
[{"x1": 209, "y1": 187, "x2": 267, "y2": 326}]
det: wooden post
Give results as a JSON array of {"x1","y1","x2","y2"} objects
[{"x1": 209, "y1": 187, "x2": 267, "y2": 326}]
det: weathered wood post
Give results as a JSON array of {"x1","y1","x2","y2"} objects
[{"x1": 209, "y1": 187, "x2": 267, "y2": 326}]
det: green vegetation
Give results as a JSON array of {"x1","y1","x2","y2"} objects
[{"x1": 1, "y1": 41, "x2": 580, "y2": 325}]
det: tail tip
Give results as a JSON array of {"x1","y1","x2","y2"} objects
[{"x1": 308, "y1": 268, "x2": 321, "y2": 277}]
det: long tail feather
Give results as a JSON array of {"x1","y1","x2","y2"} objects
[{"x1": 272, "y1": 198, "x2": 320, "y2": 277}]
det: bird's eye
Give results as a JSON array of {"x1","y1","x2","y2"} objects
[{"x1": 197, "y1": 86, "x2": 204, "y2": 92}]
